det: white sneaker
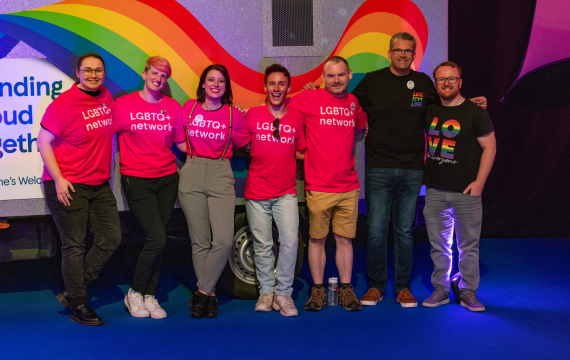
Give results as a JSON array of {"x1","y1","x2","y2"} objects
[
  {"x1": 144, "y1": 295, "x2": 167, "y2": 319},
  {"x1": 255, "y1": 292, "x2": 274, "y2": 312},
  {"x1": 124, "y1": 288, "x2": 150, "y2": 318},
  {"x1": 273, "y1": 295, "x2": 298, "y2": 317}
]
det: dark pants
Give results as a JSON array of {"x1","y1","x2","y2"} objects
[
  {"x1": 44, "y1": 180, "x2": 121, "y2": 306},
  {"x1": 122, "y1": 172, "x2": 179, "y2": 295},
  {"x1": 365, "y1": 168, "x2": 423, "y2": 293}
]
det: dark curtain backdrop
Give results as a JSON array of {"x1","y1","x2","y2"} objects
[{"x1": 448, "y1": 0, "x2": 570, "y2": 238}]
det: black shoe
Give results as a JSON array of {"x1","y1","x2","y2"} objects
[
  {"x1": 205, "y1": 296, "x2": 218, "y2": 318},
  {"x1": 57, "y1": 290, "x2": 72, "y2": 308},
  {"x1": 450, "y1": 272, "x2": 462, "y2": 304},
  {"x1": 71, "y1": 304, "x2": 103, "y2": 326},
  {"x1": 189, "y1": 291, "x2": 208, "y2": 319}
]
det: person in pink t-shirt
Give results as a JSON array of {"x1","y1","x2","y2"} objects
[
  {"x1": 37, "y1": 53, "x2": 121, "y2": 326},
  {"x1": 115, "y1": 56, "x2": 185, "y2": 320},
  {"x1": 175, "y1": 64, "x2": 251, "y2": 319},
  {"x1": 245, "y1": 64, "x2": 306, "y2": 317},
  {"x1": 288, "y1": 56, "x2": 367, "y2": 312}
]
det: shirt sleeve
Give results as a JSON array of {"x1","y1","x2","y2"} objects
[
  {"x1": 425, "y1": 78, "x2": 438, "y2": 105},
  {"x1": 171, "y1": 104, "x2": 186, "y2": 143},
  {"x1": 40, "y1": 101, "x2": 68, "y2": 137},
  {"x1": 244, "y1": 109, "x2": 253, "y2": 134},
  {"x1": 473, "y1": 108, "x2": 494, "y2": 137},
  {"x1": 288, "y1": 93, "x2": 304, "y2": 113},
  {"x1": 356, "y1": 102, "x2": 367, "y2": 130},
  {"x1": 424, "y1": 104, "x2": 434, "y2": 131},
  {"x1": 230, "y1": 108, "x2": 251, "y2": 149},
  {"x1": 113, "y1": 99, "x2": 127, "y2": 133},
  {"x1": 296, "y1": 119, "x2": 307, "y2": 151},
  {"x1": 351, "y1": 73, "x2": 369, "y2": 112}
]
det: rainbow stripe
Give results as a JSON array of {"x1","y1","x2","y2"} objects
[
  {"x1": 441, "y1": 139, "x2": 456, "y2": 159},
  {"x1": 0, "y1": 0, "x2": 428, "y2": 107},
  {"x1": 428, "y1": 117, "x2": 440, "y2": 136},
  {"x1": 441, "y1": 119, "x2": 460, "y2": 138},
  {"x1": 427, "y1": 136, "x2": 440, "y2": 156}
]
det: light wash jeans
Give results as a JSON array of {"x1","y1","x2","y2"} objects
[
  {"x1": 423, "y1": 187, "x2": 482, "y2": 296},
  {"x1": 246, "y1": 194, "x2": 299, "y2": 296}
]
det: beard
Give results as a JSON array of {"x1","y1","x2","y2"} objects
[{"x1": 438, "y1": 86, "x2": 459, "y2": 100}]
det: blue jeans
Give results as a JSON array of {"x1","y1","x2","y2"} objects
[
  {"x1": 423, "y1": 188, "x2": 482, "y2": 296},
  {"x1": 365, "y1": 168, "x2": 423, "y2": 292},
  {"x1": 245, "y1": 194, "x2": 299, "y2": 296}
]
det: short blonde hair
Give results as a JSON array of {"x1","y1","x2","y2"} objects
[{"x1": 144, "y1": 56, "x2": 172, "y2": 78}]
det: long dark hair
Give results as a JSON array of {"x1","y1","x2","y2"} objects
[{"x1": 196, "y1": 64, "x2": 233, "y2": 105}]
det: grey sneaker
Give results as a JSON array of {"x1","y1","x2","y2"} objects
[
  {"x1": 460, "y1": 292, "x2": 485, "y2": 312},
  {"x1": 422, "y1": 288, "x2": 450, "y2": 308},
  {"x1": 255, "y1": 292, "x2": 274, "y2": 312},
  {"x1": 273, "y1": 295, "x2": 298, "y2": 317}
]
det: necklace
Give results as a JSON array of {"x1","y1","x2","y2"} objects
[{"x1": 458, "y1": 97, "x2": 465, "y2": 105}]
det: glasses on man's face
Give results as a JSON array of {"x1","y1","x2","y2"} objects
[
  {"x1": 435, "y1": 76, "x2": 461, "y2": 85},
  {"x1": 273, "y1": 118, "x2": 280, "y2": 139},
  {"x1": 80, "y1": 68, "x2": 105, "y2": 76},
  {"x1": 391, "y1": 48, "x2": 414, "y2": 56}
]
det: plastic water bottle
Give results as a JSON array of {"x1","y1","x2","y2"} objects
[{"x1": 327, "y1": 277, "x2": 339, "y2": 306}]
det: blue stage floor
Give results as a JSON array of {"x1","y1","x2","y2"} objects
[{"x1": 0, "y1": 238, "x2": 569, "y2": 359}]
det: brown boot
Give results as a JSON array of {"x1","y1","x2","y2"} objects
[
  {"x1": 304, "y1": 286, "x2": 326, "y2": 311},
  {"x1": 338, "y1": 285, "x2": 362, "y2": 311}
]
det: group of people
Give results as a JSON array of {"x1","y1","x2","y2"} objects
[{"x1": 37, "y1": 31, "x2": 495, "y2": 327}]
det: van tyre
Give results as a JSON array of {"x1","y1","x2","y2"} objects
[{"x1": 217, "y1": 212, "x2": 306, "y2": 299}]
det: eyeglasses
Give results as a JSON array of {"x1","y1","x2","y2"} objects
[
  {"x1": 80, "y1": 68, "x2": 105, "y2": 76},
  {"x1": 390, "y1": 48, "x2": 414, "y2": 56},
  {"x1": 435, "y1": 76, "x2": 461, "y2": 85},
  {"x1": 273, "y1": 118, "x2": 280, "y2": 139}
]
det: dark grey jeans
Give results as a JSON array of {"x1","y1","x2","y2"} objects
[
  {"x1": 44, "y1": 180, "x2": 121, "y2": 305},
  {"x1": 423, "y1": 187, "x2": 482, "y2": 296}
]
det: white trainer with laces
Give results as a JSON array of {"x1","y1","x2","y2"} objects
[
  {"x1": 124, "y1": 288, "x2": 150, "y2": 318},
  {"x1": 273, "y1": 295, "x2": 298, "y2": 317},
  {"x1": 255, "y1": 292, "x2": 274, "y2": 312},
  {"x1": 144, "y1": 295, "x2": 167, "y2": 319}
]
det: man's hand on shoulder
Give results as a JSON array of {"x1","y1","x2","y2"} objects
[
  {"x1": 233, "y1": 103, "x2": 247, "y2": 114},
  {"x1": 470, "y1": 96, "x2": 487, "y2": 109},
  {"x1": 302, "y1": 82, "x2": 319, "y2": 91}
]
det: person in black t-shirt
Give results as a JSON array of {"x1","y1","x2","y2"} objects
[
  {"x1": 421, "y1": 62, "x2": 496, "y2": 312},
  {"x1": 351, "y1": 32, "x2": 487, "y2": 308}
]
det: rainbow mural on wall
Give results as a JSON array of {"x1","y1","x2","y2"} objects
[{"x1": 0, "y1": 0, "x2": 428, "y2": 107}]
